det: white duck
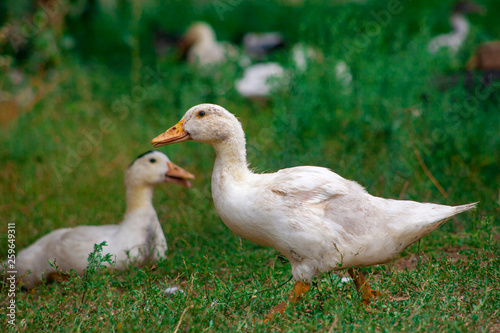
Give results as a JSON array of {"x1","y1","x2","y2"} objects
[
  {"x1": 151, "y1": 104, "x2": 476, "y2": 318},
  {"x1": 236, "y1": 44, "x2": 351, "y2": 98},
  {"x1": 8, "y1": 151, "x2": 194, "y2": 289},
  {"x1": 179, "y1": 21, "x2": 235, "y2": 66},
  {"x1": 235, "y1": 62, "x2": 286, "y2": 98},
  {"x1": 235, "y1": 44, "x2": 319, "y2": 98},
  {"x1": 243, "y1": 32, "x2": 285, "y2": 59},
  {"x1": 428, "y1": 1, "x2": 484, "y2": 54}
]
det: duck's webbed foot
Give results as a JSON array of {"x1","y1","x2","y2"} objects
[
  {"x1": 264, "y1": 302, "x2": 287, "y2": 320},
  {"x1": 264, "y1": 280, "x2": 310, "y2": 322},
  {"x1": 348, "y1": 268, "x2": 381, "y2": 307}
]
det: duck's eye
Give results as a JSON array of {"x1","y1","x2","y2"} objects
[
  {"x1": 198, "y1": 111, "x2": 206, "y2": 118},
  {"x1": 149, "y1": 158, "x2": 157, "y2": 163}
]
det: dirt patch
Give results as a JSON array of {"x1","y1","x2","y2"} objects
[
  {"x1": 392, "y1": 253, "x2": 420, "y2": 271},
  {"x1": 389, "y1": 246, "x2": 495, "y2": 272},
  {"x1": 0, "y1": 72, "x2": 65, "y2": 128},
  {"x1": 0, "y1": 100, "x2": 20, "y2": 129}
]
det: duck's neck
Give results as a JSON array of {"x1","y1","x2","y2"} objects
[
  {"x1": 451, "y1": 13, "x2": 469, "y2": 36},
  {"x1": 125, "y1": 185, "x2": 155, "y2": 216},
  {"x1": 212, "y1": 133, "x2": 252, "y2": 183}
]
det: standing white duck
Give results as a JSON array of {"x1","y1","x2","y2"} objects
[
  {"x1": 151, "y1": 104, "x2": 476, "y2": 318},
  {"x1": 7, "y1": 151, "x2": 194, "y2": 289},
  {"x1": 243, "y1": 32, "x2": 285, "y2": 59},
  {"x1": 428, "y1": 1, "x2": 484, "y2": 54}
]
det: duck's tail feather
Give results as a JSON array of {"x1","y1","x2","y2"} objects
[
  {"x1": 422, "y1": 201, "x2": 478, "y2": 230},
  {"x1": 452, "y1": 202, "x2": 478, "y2": 215},
  {"x1": 392, "y1": 201, "x2": 478, "y2": 249}
]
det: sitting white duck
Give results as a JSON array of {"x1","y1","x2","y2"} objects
[
  {"x1": 235, "y1": 44, "x2": 318, "y2": 98},
  {"x1": 151, "y1": 104, "x2": 476, "y2": 318},
  {"x1": 179, "y1": 21, "x2": 235, "y2": 66},
  {"x1": 7, "y1": 151, "x2": 194, "y2": 289}
]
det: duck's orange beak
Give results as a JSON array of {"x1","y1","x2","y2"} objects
[
  {"x1": 165, "y1": 161, "x2": 195, "y2": 187},
  {"x1": 151, "y1": 119, "x2": 192, "y2": 148}
]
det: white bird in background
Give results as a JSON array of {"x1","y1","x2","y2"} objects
[
  {"x1": 176, "y1": 22, "x2": 352, "y2": 98},
  {"x1": 428, "y1": 1, "x2": 484, "y2": 54},
  {"x1": 236, "y1": 43, "x2": 352, "y2": 98},
  {"x1": 179, "y1": 21, "x2": 236, "y2": 66},
  {"x1": 235, "y1": 43, "x2": 323, "y2": 98},
  {"x1": 235, "y1": 62, "x2": 286, "y2": 98},
  {"x1": 291, "y1": 43, "x2": 322, "y2": 72},
  {"x1": 151, "y1": 103, "x2": 476, "y2": 319},
  {"x1": 334, "y1": 60, "x2": 353, "y2": 94},
  {"x1": 6, "y1": 151, "x2": 194, "y2": 289}
]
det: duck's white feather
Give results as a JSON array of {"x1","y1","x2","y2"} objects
[{"x1": 270, "y1": 166, "x2": 350, "y2": 203}]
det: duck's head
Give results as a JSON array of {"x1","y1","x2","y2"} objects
[
  {"x1": 152, "y1": 104, "x2": 244, "y2": 147},
  {"x1": 126, "y1": 151, "x2": 194, "y2": 188}
]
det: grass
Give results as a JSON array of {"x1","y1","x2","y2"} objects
[{"x1": 1, "y1": 0, "x2": 499, "y2": 331}]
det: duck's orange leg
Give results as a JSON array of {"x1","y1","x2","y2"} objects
[
  {"x1": 46, "y1": 271, "x2": 71, "y2": 284},
  {"x1": 348, "y1": 268, "x2": 381, "y2": 306},
  {"x1": 264, "y1": 280, "x2": 310, "y2": 321}
]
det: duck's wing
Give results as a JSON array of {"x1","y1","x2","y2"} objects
[
  {"x1": 14, "y1": 228, "x2": 73, "y2": 281},
  {"x1": 45, "y1": 225, "x2": 119, "y2": 272},
  {"x1": 268, "y1": 166, "x2": 353, "y2": 205}
]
